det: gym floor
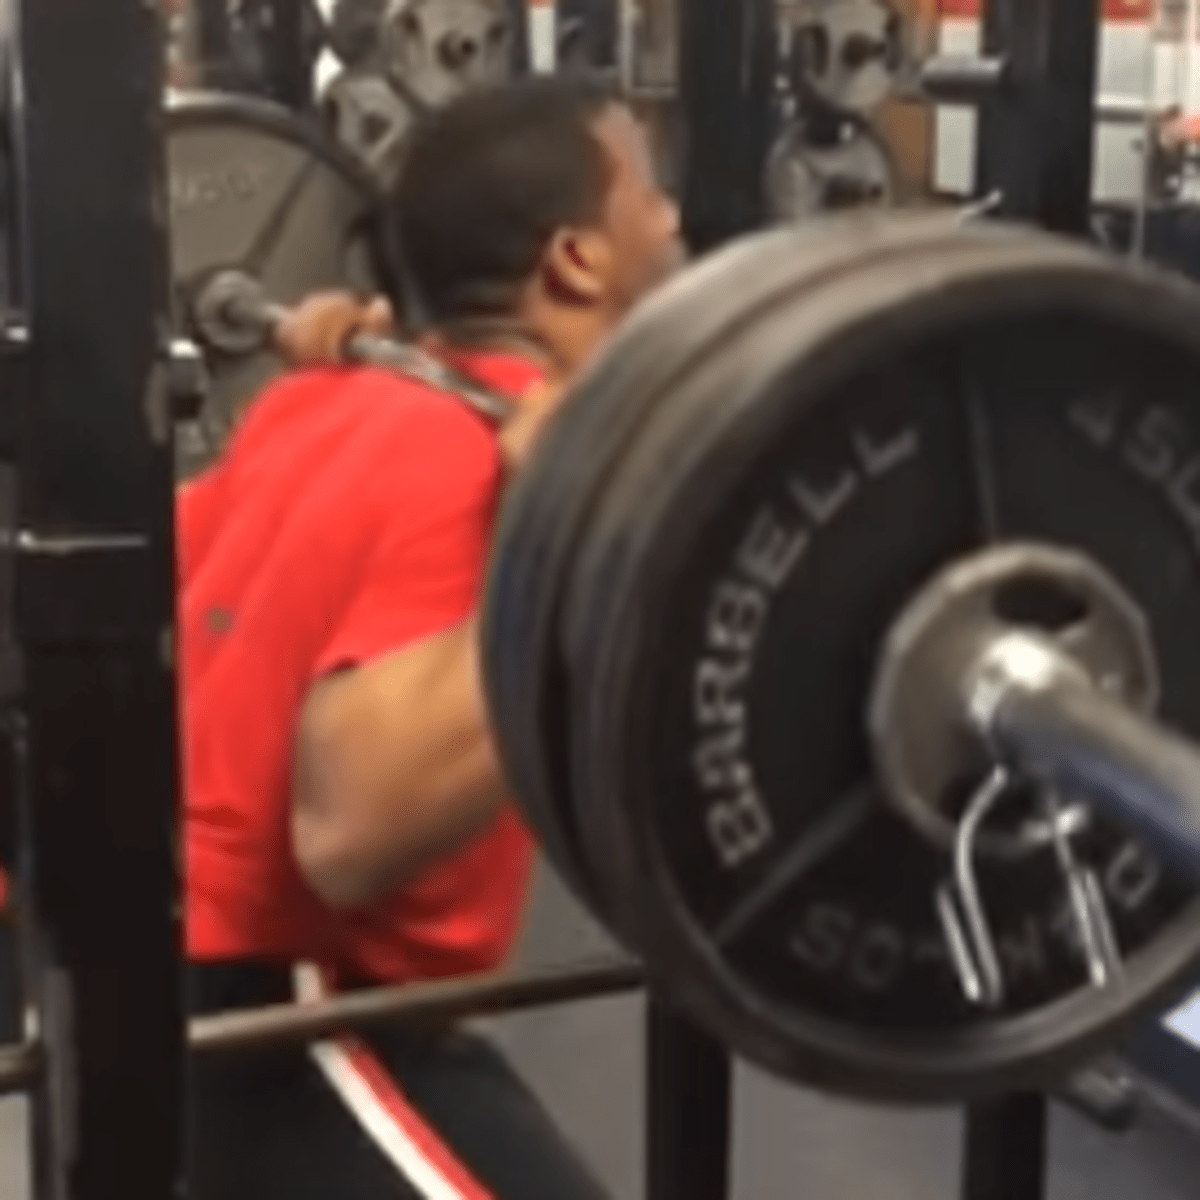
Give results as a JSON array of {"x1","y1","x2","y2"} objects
[{"x1": 4, "y1": 862, "x2": 1200, "y2": 1199}]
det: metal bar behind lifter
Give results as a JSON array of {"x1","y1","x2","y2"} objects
[{"x1": 974, "y1": 0, "x2": 1101, "y2": 235}]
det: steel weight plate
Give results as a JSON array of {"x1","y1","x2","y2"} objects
[
  {"x1": 377, "y1": 0, "x2": 512, "y2": 108},
  {"x1": 321, "y1": 0, "x2": 511, "y2": 188},
  {"x1": 765, "y1": 119, "x2": 895, "y2": 221},
  {"x1": 321, "y1": 68, "x2": 418, "y2": 189},
  {"x1": 482, "y1": 215, "x2": 985, "y2": 922},
  {"x1": 521, "y1": 214, "x2": 1200, "y2": 1101},
  {"x1": 786, "y1": 0, "x2": 905, "y2": 115},
  {"x1": 166, "y1": 92, "x2": 390, "y2": 478}
]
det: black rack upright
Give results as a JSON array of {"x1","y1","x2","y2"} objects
[{"x1": 9, "y1": 0, "x2": 182, "y2": 1196}]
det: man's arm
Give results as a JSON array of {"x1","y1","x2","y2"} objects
[
  {"x1": 276, "y1": 281, "x2": 567, "y2": 909},
  {"x1": 288, "y1": 379, "x2": 565, "y2": 912},
  {"x1": 293, "y1": 616, "x2": 506, "y2": 910}
]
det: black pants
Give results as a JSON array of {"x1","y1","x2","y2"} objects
[{"x1": 187, "y1": 961, "x2": 610, "y2": 1200}]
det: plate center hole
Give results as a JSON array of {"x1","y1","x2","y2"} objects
[{"x1": 991, "y1": 574, "x2": 1089, "y2": 634}]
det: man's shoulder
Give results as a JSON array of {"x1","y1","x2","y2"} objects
[
  {"x1": 245, "y1": 366, "x2": 501, "y2": 474},
  {"x1": 342, "y1": 368, "x2": 503, "y2": 491},
  {"x1": 351, "y1": 366, "x2": 499, "y2": 431}
]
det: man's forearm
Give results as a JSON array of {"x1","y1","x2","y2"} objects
[{"x1": 293, "y1": 616, "x2": 510, "y2": 909}]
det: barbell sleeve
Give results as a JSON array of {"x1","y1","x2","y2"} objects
[{"x1": 968, "y1": 636, "x2": 1200, "y2": 879}]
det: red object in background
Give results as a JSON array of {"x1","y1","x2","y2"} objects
[
  {"x1": 1104, "y1": 0, "x2": 1153, "y2": 19},
  {"x1": 0, "y1": 867, "x2": 8, "y2": 912},
  {"x1": 938, "y1": 0, "x2": 1152, "y2": 18},
  {"x1": 1164, "y1": 113, "x2": 1200, "y2": 145}
]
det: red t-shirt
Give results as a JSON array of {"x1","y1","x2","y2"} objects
[{"x1": 179, "y1": 353, "x2": 539, "y2": 984}]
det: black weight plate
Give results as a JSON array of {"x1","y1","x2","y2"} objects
[
  {"x1": 166, "y1": 92, "x2": 392, "y2": 478},
  {"x1": 547, "y1": 216, "x2": 1101, "y2": 928},
  {"x1": 559, "y1": 217, "x2": 1028, "y2": 934},
  {"x1": 561, "y1": 214, "x2": 1200, "y2": 1101},
  {"x1": 482, "y1": 214, "x2": 995, "y2": 919}
]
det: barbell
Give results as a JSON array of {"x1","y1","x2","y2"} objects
[{"x1": 481, "y1": 210, "x2": 1200, "y2": 1103}]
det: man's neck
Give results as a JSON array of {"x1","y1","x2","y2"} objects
[
  {"x1": 422, "y1": 304, "x2": 614, "y2": 385},
  {"x1": 422, "y1": 317, "x2": 553, "y2": 373}
]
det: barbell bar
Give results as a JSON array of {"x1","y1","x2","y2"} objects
[
  {"x1": 191, "y1": 267, "x2": 515, "y2": 425},
  {"x1": 975, "y1": 643, "x2": 1200, "y2": 877}
]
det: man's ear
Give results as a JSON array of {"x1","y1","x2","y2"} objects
[{"x1": 542, "y1": 227, "x2": 610, "y2": 303}]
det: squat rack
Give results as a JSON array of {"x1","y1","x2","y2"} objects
[{"x1": 0, "y1": 0, "x2": 1137, "y2": 1198}]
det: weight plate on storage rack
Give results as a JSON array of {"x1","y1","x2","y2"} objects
[
  {"x1": 166, "y1": 92, "x2": 391, "y2": 479},
  {"x1": 506, "y1": 214, "x2": 1200, "y2": 1101},
  {"x1": 321, "y1": 68, "x2": 418, "y2": 189},
  {"x1": 785, "y1": 0, "x2": 905, "y2": 116},
  {"x1": 765, "y1": 118, "x2": 895, "y2": 220}
]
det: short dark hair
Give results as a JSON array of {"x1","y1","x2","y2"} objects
[{"x1": 389, "y1": 74, "x2": 617, "y2": 326}]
